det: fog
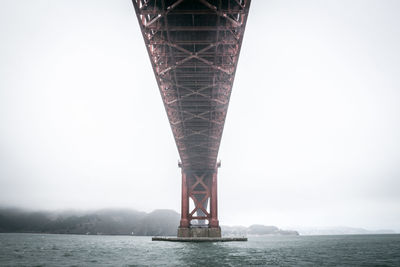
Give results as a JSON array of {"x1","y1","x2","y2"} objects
[{"x1": 1, "y1": 0, "x2": 399, "y2": 231}]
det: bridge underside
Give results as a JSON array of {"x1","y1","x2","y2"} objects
[{"x1": 132, "y1": 0, "x2": 250, "y2": 236}]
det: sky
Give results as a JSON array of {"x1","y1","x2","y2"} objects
[{"x1": 1, "y1": 0, "x2": 400, "y2": 231}]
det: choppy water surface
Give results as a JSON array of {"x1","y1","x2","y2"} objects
[{"x1": 1, "y1": 233, "x2": 400, "y2": 266}]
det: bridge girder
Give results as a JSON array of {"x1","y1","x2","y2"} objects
[{"x1": 133, "y1": 0, "x2": 250, "y2": 172}]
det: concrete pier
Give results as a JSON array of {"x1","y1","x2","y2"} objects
[
  {"x1": 178, "y1": 227, "x2": 221, "y2": 238},
  {"x1": 152, "y1": 237, "x2": 247, "y2": 242}
]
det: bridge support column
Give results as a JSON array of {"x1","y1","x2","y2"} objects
[
  {"x1": 209, "y1": 169, "x2": 219, "y2": 228},
  {"x1": 179, "y1": 170, "x2": 189, "y2": 228}
]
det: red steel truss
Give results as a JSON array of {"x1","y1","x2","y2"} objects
[{"x1": 132, "y1": 0, "x2": 251, "y2": 229}]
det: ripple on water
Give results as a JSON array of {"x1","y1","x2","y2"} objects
[{"x1": 63, "y1": 252, "x2": 73, "y2": 257}]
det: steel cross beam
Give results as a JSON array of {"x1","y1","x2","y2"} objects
[{"x1": 132, "y1": 0, "x2": 251, "y2": 231}]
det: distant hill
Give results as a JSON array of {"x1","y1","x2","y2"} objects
[
  {"x1": 222, "y1": 224, "x2": 299, "y2": 236},
  {"x1": 0, "y1": 208, "x2": 300, "y2": 236},
  {"x1": 0, "y1": 208, "x2": 180, "y2": 236},
  {"x1": 6, "y1": 208, "x2": 392, "y2": 237}
]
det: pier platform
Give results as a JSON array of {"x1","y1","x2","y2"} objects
[{"x1": 152, "y1": 237, "x2": 247, "y2": 242}]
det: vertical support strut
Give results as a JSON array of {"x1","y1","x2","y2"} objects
[
  {"x1": 210, "y1": 169, "x2": 219, "y2": 228},
  {"x1": 180, "y1": 170, "x2": 189, "y2": 228}
]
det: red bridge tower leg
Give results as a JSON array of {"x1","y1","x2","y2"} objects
[
  {"x1": 180, "y1": 170, "x2": 189, "y2": 228},
  {"x1": 210, "y1": 169, "x2": 219, "y2": 228}
]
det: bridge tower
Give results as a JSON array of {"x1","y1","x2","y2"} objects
[{"x1": 132, "y1": 0, "x2": 251, "y2": 237}]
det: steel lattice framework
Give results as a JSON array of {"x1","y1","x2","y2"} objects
[{"x1": 132, "y1": 0, "x2": 250, "y2": 233}]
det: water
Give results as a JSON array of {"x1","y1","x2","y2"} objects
[{"x1": 1, "y1": 233, "x2": 400, "y2": 266}]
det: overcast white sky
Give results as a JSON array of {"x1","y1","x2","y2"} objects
[{"x1": 1, "y1": 0, "x2": 400, "y2": 231}]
